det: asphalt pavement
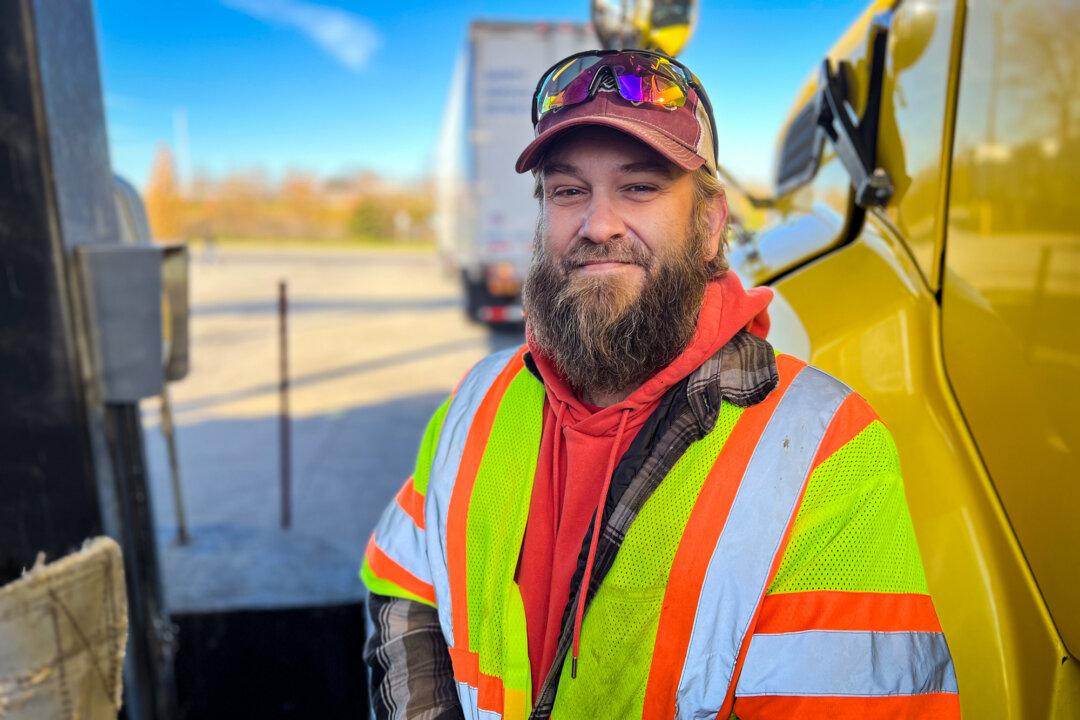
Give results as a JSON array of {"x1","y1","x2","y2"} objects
[{"x1": 141, "y1": 244, "x2": 523, "y2": 612}]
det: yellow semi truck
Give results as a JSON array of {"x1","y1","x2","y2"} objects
[{"x1": 722, "y1": 0, "x2": 1079, "y2": 716}]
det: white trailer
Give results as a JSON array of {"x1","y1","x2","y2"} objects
[{"x1": 436, "y1": 21, "x2": 595, "y2": 324}]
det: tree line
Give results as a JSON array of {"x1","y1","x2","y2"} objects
[{"x1": 143, "y1": 145, "x2": 434, "y2": 244}]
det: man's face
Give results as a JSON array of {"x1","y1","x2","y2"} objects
[
  {"x1": 536, "y1": 126, "x2": 712, "y2": 310},
  {"x1": 523, "y1": 126, "x2": 725, "y2": 401}
]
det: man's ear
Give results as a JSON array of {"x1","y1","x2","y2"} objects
[{"x1": 702, "y1": 192, "x2": 729, "y2": 262}]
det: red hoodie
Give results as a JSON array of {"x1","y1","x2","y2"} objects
[{"x1": 518, "y1": 272, "x2": 773, "y2": 693}]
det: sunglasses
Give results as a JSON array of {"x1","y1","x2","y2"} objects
[{"x1": 531, "y1": 49, "x2": 718, "y2": 168}]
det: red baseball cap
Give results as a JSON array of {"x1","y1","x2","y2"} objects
[{"x1": 515, "y1": 84, "x2": 717, "y2": 175}]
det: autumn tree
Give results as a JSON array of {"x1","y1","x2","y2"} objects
[
  {"x1": 281, "y1": 171, "x2": 320, "y2": 238},
  {"x1": 144, "y1": 145, "x2": 182, "y2": 240}
]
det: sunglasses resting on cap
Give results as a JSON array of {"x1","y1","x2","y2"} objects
[{"x1": 516, "y1": 49, "x2": 719, "y2": 175}]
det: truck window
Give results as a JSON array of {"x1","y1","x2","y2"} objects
[{"x1": 875, "y1": 0, "x2": 964, "y2": 291}]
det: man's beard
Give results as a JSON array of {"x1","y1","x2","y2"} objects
[{"x1": 523, "y1": 222, "x2": 713, "y2": 400}]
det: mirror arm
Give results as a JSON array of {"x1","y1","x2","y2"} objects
[
  {"x1": 815, "y1": 10, "x2": 895, "y2": 208},
  {"x1": 817, "y1": 57, "x2": 893, "y2": 208}
]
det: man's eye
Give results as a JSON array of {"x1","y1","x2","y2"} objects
[
  {"x1": 553, "y1": 187, "x2": 584, "y2": 198},
  {"x1": 627, "y1": 184, "x2": 658, "y2": 193}
]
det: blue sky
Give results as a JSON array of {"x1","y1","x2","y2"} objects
[{"x1": 95, "y1": 0, "x2": 871, "y2": 189}]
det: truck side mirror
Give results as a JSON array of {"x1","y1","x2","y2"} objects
[{"x1": 592, "y1": 0, "x2": 698, "y2": 56}]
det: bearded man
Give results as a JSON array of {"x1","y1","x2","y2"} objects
[{"x1": 360, "y1": 50, "x2": 959, "y2": 720}]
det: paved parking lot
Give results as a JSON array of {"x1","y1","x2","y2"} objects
[{"x1": 142, "y1": 245, "x2": 522, "y2": 612}]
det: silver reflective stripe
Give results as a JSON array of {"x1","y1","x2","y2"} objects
[
  {"x1": 371, "y1": 502, "x2": 431, "y2": 586},
  {"x1": 456, "y1": 682, "x2": 477, "y2": 719},
  {"x1": 735, "y1": 630, "x2": 959, "y2": 697},
  {"x1": 456, "y1": 682, "x2": 503, "y2": 720},
  {"x1": 674, "y1": 366, "x2": 850, "y2": 719},
  {"x1": 426, "y1": 347, "x2": 521, "y2": 645}
]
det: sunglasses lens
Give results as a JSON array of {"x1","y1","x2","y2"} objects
[
  {"x1": 612, "y1": 55, "x2": 687, "y2": 108},
  {"x1": 538, "y1": 56, "x2": 602, "y2": 116},
  {"x1": 534, "y1": 52, "x2": 693, "y2": 122}
]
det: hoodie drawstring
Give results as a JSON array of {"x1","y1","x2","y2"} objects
[
  {"x1": 550, "y1": 399, "x2": 567, "y2": 536},
  {"x1": 570, "y1": 407, "x2": 630, "y2": 679}
]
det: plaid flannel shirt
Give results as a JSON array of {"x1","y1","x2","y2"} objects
[{"x1": 365, "y1": 330, "x2": 778, "y2": 720}]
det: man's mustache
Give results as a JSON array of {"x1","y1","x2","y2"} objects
[{"x1": 559, "y1": 240, "x2": 652, "y2": 272}]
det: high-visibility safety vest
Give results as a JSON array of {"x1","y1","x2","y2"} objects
[{"x1": 362, "y1": 346, "x2": 959, "y2": 719}]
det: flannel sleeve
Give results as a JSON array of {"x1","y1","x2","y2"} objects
[{"x1": 365, "y1": 594, "x2": 463, "y2": 720}]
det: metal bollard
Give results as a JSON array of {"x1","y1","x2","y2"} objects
[{"x1": 279, "y1": 280, "x2": 292, "y2": 530}]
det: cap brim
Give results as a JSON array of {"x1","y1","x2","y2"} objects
[{"x1": 515, "y1": 115, "x2": 707, "y2": 174}]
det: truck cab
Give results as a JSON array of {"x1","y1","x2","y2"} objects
[{"x1": 725, "y1": 0, "x2": 1080, "y2": 716}]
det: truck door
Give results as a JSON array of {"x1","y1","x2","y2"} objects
[{"x1": 941, "y1": 0, "x2": 1080, "y2": 683}]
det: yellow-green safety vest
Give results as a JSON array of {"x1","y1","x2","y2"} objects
[{"x1": 362, "y1": 345, "x2": 957, "y2": 719}]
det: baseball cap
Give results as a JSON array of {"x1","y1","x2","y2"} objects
[{"x1": 515, "y1": 61, "x2": 717, "y2": 175}]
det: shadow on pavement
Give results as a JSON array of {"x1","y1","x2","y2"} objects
[
  {"x1": 193, "y1": 296, "x2": 460, "y2": 317},
  {"x1": 149, "y1": 327, "x2": 528, "y2": 613},
  {"x1": 171, "y1": 336, "x2": 487, "y2": 415},
  {"x1": 145, "y1": 390, "x2": 448, "y2": 613}
]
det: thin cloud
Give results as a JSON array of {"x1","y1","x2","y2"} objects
[{"x1": 222, "y1": 0, "x2": 381, "y2": 72}]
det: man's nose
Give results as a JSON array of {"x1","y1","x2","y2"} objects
[{"x1": 580, "y1": 193, "x2": 627, "y2": 244}]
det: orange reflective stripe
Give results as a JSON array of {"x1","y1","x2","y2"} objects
[
  {"x1": 756, "y1": 591, "x2": 943, "y2": 633},
  {"x1": 447, "y1": 645, "x2": 479, "y2": 681},
  {"x1": 478, "y1": 673, "x2": 505, "y2": 714},
  {"x1": 364, "y1": 536, "x2": 436, "y2": 605},
  {"x1": 733, "y1": 693, "x2": 961, "y2": 719},
  {"x1": 445, "y1": 349, "x2": 526, "y2": 699},
  {"x1": 395, "y1": 476, "x2": 425, "y2": 529},
  {"x1": 810, "y1": 391, "x2": 877, "y2": 469},
  {"x1": 643, "y1": 353, "x2": 806, "y2": 720}
]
